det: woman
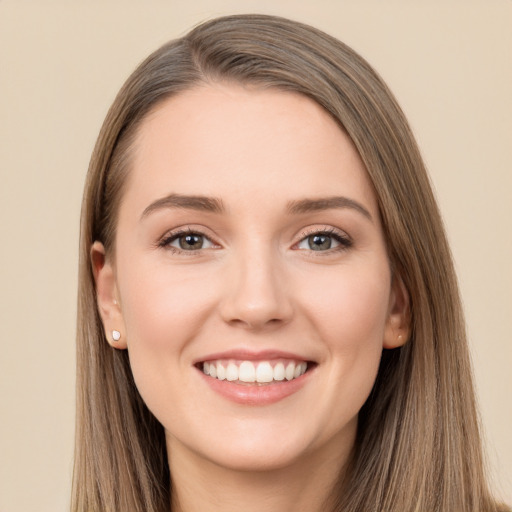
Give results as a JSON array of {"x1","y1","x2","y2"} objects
[{"x1": 72, "y1": 14, "x2": 507, "y2": 512}]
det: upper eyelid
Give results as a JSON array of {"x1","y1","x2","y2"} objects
[
  {"x1": 159, "y1": 225, "x2": 218, "y2": 242},
  {"x1": 296, "y1": 225, "x2": 351, "y2": 241}
]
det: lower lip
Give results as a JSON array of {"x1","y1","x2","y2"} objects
[{"x1": 197, "y1": 368, "x2": 312, "y2": 405}]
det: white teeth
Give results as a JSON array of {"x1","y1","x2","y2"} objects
[
  {"x1": 256, "y1": 362, "x2": 273, "y2": 383},
  {"x1": 239, "y1": 361, "x2": 256, "y2": 382},
  {"x1": 226, "y1": 362, "x2": 239, "y2": 381},
  {"x1": 202, "y1": 360, "x2": 309, "y2": 383},
  {"x1": 294, "y1": 362, "x2": 307, "y2": 379},
  {"x1": 285, "y1": 362, "x2": 295, "y2": 381},
  {"x1": 273, "y1": 362, "x2": 285, "y2": 381},
  {"x1": 216, "y1": 362, "x2": 226, "y2": 380}
]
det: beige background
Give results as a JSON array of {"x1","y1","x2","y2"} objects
[{"x1": 0, "y1": 1, "x2": 510, "y2": 510}]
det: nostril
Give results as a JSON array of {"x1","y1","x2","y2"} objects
[
  {"x1": 226, "y1": 316, "x2": 285, "y2": 330},
  {"x1": 218, "y1": 269, "x2": 294, "y2": 329}
]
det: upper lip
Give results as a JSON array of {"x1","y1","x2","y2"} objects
[{"x1": 193, "y1": 349, "x2": 315, "y2": 365}]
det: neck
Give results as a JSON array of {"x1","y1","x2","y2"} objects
[{"x1": 167, "y1": 435, "x2": 353, "y2": 512}]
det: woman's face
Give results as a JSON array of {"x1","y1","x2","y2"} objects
[{"x1": 94, "y1": 84, "x2": 407, "y2": 472}]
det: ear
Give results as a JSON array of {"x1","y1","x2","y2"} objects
[
  {"x1": 91, "y1": 241, "x2": 127, "y2": 349},
  {"x1": 383, "y1": 275, "x2": 411, "y2": 349}
]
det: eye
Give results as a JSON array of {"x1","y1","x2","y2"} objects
[
  {"x1": 296, "y1": 230, "x2": 351, "y2": 252},
  {"x1": 160, "y1": 230, "x2": 215, "y2": 252}
]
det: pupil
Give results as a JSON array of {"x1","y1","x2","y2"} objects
[
  {"x1": 180, "y1": 234, "x2": 202, "y2": 250},
  {"x1": 309, "y1": 234, "x2": 331, "y2": 251}
]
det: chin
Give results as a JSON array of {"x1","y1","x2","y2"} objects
[
  {"x1": 201, "y1": 439, "x2": 313, "y2": 473},
  {"x1": 167, "y1": 414, "x2": 354, "y2": 475}
]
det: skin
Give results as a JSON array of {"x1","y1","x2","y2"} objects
[{"x1": 93, "y1": 84, "x2": 409, "y2": 512}]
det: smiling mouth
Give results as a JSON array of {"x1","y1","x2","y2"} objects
[{"x1": 198, "y1": 359, "x2": 313, "y2": 385}]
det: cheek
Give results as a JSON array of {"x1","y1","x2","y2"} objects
[
  {"x1": 300, "y1": 264, "x2": 390, "y2": 411},
  {"x1": 116, "y1": 259, "x2": 219, "y2": 403},
  {"x1": 303, "y1": 263, "x2": 391, "y2": 349},
  {"x1": 119, "y1": 259, "x2": 217, "y2": 342}
]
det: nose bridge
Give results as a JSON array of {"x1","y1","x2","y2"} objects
[{"x1": 220, "y1": 238, "x2": 292, "y2": 329}]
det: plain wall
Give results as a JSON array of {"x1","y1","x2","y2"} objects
[{"x1": 0, "y1": 1, "x2": 510, "y2": 510}]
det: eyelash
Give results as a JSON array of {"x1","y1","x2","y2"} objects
[
  {"x1": 157, "y1": 228, "x2": 216, "y2": 255},
  {"x1": 295, "y1": 227, "x2": 352, "y2": 254},
  {"x1": 157, "y1": 226, "x2": 352, "y2": 255}
]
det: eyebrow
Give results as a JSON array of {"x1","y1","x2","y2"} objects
[
  {"x1": 286, "y1": 196, "x2": 373, "y2": 221},
  {"x1": 140, "y1": 193, "x2": 372, "y2": 222},
  {"x1": 140, "y1": 193, "x2": 225, "y2": 219}
]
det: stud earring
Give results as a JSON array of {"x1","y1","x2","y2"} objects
[{"x1": 112, "y1": 330, "x2": 121, "y2": 342}]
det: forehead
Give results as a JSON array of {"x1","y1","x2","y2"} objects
[{"x1": 123, "y1": 83, "x2": 378, "y2": 218}]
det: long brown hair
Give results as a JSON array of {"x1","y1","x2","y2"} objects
[{"x1": 72, "y1": 14, "x2": 506, "y2": 512}]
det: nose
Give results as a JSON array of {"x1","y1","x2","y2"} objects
[{"x1": 219, "y1": 247, "x2": 294, "y2": 331}]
